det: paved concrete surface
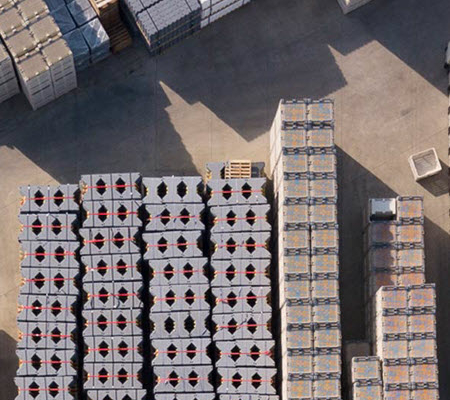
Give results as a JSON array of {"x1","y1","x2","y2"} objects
[{"x1": 0, "y1": 0, "x2": 449, "y2": 399}]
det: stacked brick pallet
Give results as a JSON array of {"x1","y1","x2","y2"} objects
[
  {"x1": 142, "y1": 177, "x2": 215, "y2": 398},
  {"x1": 198, "y1": 0, "x2": 251, "y2": 28},
  {"x1": 207, "y1": 177, "x2": 278, "y2": 399},
  {"x1": 0, "y1": 41, "x2": 20, "y2": 103},
  {"x1": 269, "y1": 99, "x2": 342, "y2": 400},
  {"x1": 79, "y1": 173, "x2": 145, "y2": 400},
  {"x1": 0, "y1": 0, "x2": 77, "y2": 109},
  {"x1": 46, "y1": 0, "x2": 111, "y2": 70},
  {"x1": 351, "y1": 357, "x2": 383, "y2": 400},
  {"x1": 362, "y1": 197, "x2": 439, "y2": 400},
  {"x1": 17, "y1": 184, "x2": 81, "y2": 399}
]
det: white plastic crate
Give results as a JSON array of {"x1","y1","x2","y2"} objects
[{"x1": 408, "y1": 148, "x2": 442, "y2": 181}]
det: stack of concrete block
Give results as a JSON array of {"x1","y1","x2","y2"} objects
[
  {"x1": 0, "y1": 0, "x2": 77, "y2": 109},
  {"x1": 16, "y1": 184, "x2": 81, "y2": 400},
  {"x1": 351, "y1": 357, "x2": 383, "y2": 400},
  {"x1": 374, "y1": 286, "x2": 439, "y2": 400},
  {"x1": 363, "y1": 197, "x2": 425, "y2": 344},
  {"x1": 0, "y1": 41, "x2": 20, "y2": 103},
  {"x1": 269, "y1": 99, "x2": 342, "y2": 400},
  {"x1": 79, "y1": 173, "x2": 146, "y2": 400},
  {"x1": 207, "y1": 178, "x2": 278, "y2": 398},
  {"x1": 142, "y1": 176, "x2": 214, "y2": 397},
  {"x1": 46, "y1": 0, "x2": 110, "y2": 70},
  {"x1": 199, "y1": 0, "x2": 252, "y2": 29}
]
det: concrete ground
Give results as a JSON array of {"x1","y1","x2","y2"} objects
[{"x1": 0, "y1": 0, "x2": 449, "y2": 398}]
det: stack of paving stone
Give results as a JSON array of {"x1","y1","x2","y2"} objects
[
  {"x1": 207, "y1": 178, "x2": 279, "y2": 399},
  {"x1": 269, "y1": 99, "x2": 342, "y2": 400},
  {"x1": 79, "y1": 173, "x2": 146, "y2": 400},
  {"x1": 142, "y1": 177, "x2": 215, "y2": 398},
  {"x1": 198, "y1": 0, "x2": 251, "y2": 28},
  {"x1": 17, "y1": 184, "x2": 81, "y2": 400},
  {"x1": 0, "y1": 0, "x2": 77, "y2": 109},
  {"x1": 351, "y1": 357, "x2": 383, "y2": 400},
  {"x1": 362, "y1": 197, "x2": 439, "y2": 400},
  {"x1": 46, "y1": 0, "x2": 110, "y2": 70},
  {"x1": 0, "y1": 41, "x2": 20, "y2": 103}
]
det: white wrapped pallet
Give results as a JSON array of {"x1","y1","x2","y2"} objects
[
  {"x1": 67, "y1": 0, "x2": 97, "y2": 27},
  {"x1": 81, "y1": 18, "x2": 110, "y2": 64},
  {"x1": 50, "y1": 4, "x2": 77, "y2": 34},
  {"x1": 16, "y1": 50, "x2": 55, "y2": 110},
  {"x1": 0, "y1": 42, "x2": 20, "y2": 103},
  {"x1": 63, "y1": 29, "x2": 90, "y2": 70},
  {"x1": 41, "y1": 38, "x2": 77, "y2": 97}
]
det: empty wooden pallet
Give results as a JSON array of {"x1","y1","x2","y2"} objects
[{"x1": 224, "y1": 160, "x2": 252, "y2": 179}]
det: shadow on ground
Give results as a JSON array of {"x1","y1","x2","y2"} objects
[
  {"x1": 417, "y1": 159, "x2": 449, "y2": 197},
  {"x1": 0, "y1": 330, "x2": 18, "y2": 400},
  {"x1": 337, "y1": 147, "x2": 450, "y2": 400}
]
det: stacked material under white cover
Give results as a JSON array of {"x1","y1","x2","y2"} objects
[{"x1": 0, "y1": 41, "x2": 20, "y2": 103}]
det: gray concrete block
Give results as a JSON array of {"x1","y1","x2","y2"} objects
[
  {"x1": 20, "y1": 266, "x2": 78, "y2": 296},
  {"x1": 17, "y1": 321, "x2": 76, "y2": 350},
  {"x1": 150, "y1": 311, "x2": 210, "y2": 339},
  {"x1": 83, "y1": 200, "x2": 142, "y2": 228},
  {"x1": 84, "y1": 280, "x2": 142, "y2": 310},
  {"x1": 19, "y1": 213, "x2": 78, "y2": 242},
  {"x1": 213, "y1": 313, "x2": 273, "y2": 341},
  {"x1": 83, "y1": 253, "x2": 142, "y2": 282},
  {"x1": 80, "y1": 227, "x2": 140, "y2": 255},
  {"x1": 210, "y1": 204, "x2": 271, "y2": 233},
  {"x1": 211, "y1": 259, "x2": 271, "y2": 287},
  {"x1": 153, "y1": 366, "x2": 213, "y2": 393},
  {"x1": 217, "y1": 367, "x2": 277, "y2": 395},
  {"x1": 81, "y1": 173, "x2": 142, "y2": 201},
  {"x1": 212, "y1": 286, "x2": 272, "y2": 315},
  {"x1": 150, "y1": 284, "x2": 209, "y2": 313},
  {"x1": 151, "y1": 338, "x2": 212, "y2": 366},
  {"x1": 154, "y1": 395, "x2": 215, "y2": 400},
  {"x1": 207, "y1": 178, "x2": 267, "y2": 206},
  {"x1": 83, "y1": 309, "x2": 142, "y2": 337},
  {"x1": 84, "y1": 336, "x2": 143, "y2": 364},
  {"x1": 219, "y1": 396, "x2": 279, "y2": 400},
  {"x1": 21, "y1": 241, "x2": 79, "y2": 269},
  {"x1": 15, "y1": 376, "x2": 74, "y2": 400},
  {"x1": 145, "y1": 203, "x2": 205, "y2": 231},
  {"x1": 211, "y1": 232, "x2": 271, "y2": 259},
  {"x1": 88, "y1": 389, "x2": 146, "y2": 400},
  {"x1": 84, "y1": 362, "x2": 141, "y2": 389},
  {"x1": 149, "y1": 258, "x2": 209, "y2": 286},
  {"x1": 144, "y1": 231, "x2": 203, "y2": 259},
  {"x1": 20, "y1": 185, "x2": 79, "y2": 213},
  {"x1": 142, "y1": 176, "x2": 203, "y2": 204},
  {"x1": 216, "y1": 340, "x2": 275, "y2": 368},
  {"x1": 18, "y1": 294, "x2": 77, "y2": 323},
  {"x1": 16, "y1": 349, "x2": 76, "y2": 376}
]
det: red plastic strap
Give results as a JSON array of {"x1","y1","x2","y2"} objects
[
  {"x1": 87, "y1": 320, "x2": 136, "y2": 326},
  {"x1": 88, "y1": 347, "x2": 138, "y2": 352},
  {"x1": 154, "y1": 295, "x2": 204, "y2": 302},
  {"x1": 89, "y1": 264, "x2": 136, "y2": 271},
  {"x1": 158, "y1": 377, "x2": 208, "y2": 382},
  {"x1": 23, "y1": 333, "x2": 71, "y2": 338},
  {"x1": 85, "y1": 238, "x2": 134, "y2": 244},
  {"x1": 89, "y1": 374, "x2": 138, "y2": 379},
  {"x1": 21, "y1": 360, "x2": 70, "y2": 364},
  {"x1": 25, "y1": 252, "x2": 75, "y2": 257},
  {"x1": 90, "y1": 293, "x2": 137, "y2": 298},
  {"x1": 217, "y1": 295, "x2": 266, "y2": 303},
  {"x1": 216, "y1": 270, "x2": 265, "y2": 275},
  {"x1": 153, "y1": 269, "x2": 203, "y2": 275},
  {"x1": 22, "y1": 306, "x2": 71, "y2": 311},
  {"x1": 24, "y1": 225, "x2": 70, "y2": 229},
  {"x1": 211, "y1": 189, "x2": 262, "y2": 194},
  {"x1": 215, "y1": 216, "x2": 265, "y2": 222},
  {"x1": 19, "y1": 387, "x2": 69, "y2": 392},
  {"x1": 222, "y1": 351, "x2": 271, "y2": 356},
  {"x1": 222, "y1": 378, "x2": 271, "y2": 383},
  {"x1": 217, "y1": 243, "x2": 266, "y2": 248},
  {"x1": 90, "y1": 211, "x2": 138, "y2": 216},
  {"x1": 147, "y1": 242, "x2": 196, "y2": 248},
  {"x1": 87, "y1": 184, "x2": 134, "y2": 189},
  {"x1": 26, "y1": 277, "x2": 73, "y2": 282},
  {"x1": 157, "y1": 349, "x2": 206, "y2": 354},
  {"x1": 218, "y1": 323, "x2": 267, "y2": 329},
  {"x1": 150, "y1": 215, "x2": 198, "y2": 220},
  {"x1": 26, "y1": 196, "x2": 73, "y2": 201}
]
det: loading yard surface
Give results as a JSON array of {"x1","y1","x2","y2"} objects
[{"x1": 0, "y1": 0, "x2": 449, "y2": 399}]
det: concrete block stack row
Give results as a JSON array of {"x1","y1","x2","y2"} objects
[
  {"x1": 198, "y1": 0, "x2": 251, "y2": 28},
  {"x1": 351, "y1": 357, "x2": 383, "y2": 400},
  {"x1": 16, "y1": 184, "x2": 81, "y2": 400},
  {"x1": 79, "y1": 173, "x2": 146, "y2": 400},
  {"x1": 207, "y1": 178, "x2": 278, "y2": 399},
  {"x1": 141, "y1": 177, "x2": 215, "y2": 398},
  {"x1": 45, "y1": 0, "x2": 110, "y2": 70},
  {"x1": 0, "y1": 41, "x2": 20, "y2": 103},
  {"x1": 0, "y1": 0, "x2": 77, "y2": 109},
  {"x1": 361, "y1": 196, "x2": 439, "y2": 400},
  {"x1": 269, "y1": 99, "x2": 342, "y2": 400}
]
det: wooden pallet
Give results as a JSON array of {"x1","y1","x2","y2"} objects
[
  {"x1": 224, "y1": 160, "x2": 252, "y2": 179},
  {"x1": 108, "y1": 19, "x2": 132, "y2": 53}
]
